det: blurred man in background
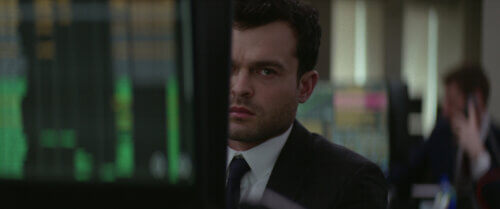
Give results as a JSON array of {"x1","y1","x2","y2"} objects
[{"x1": 407, "y1": 65, "x2": 500, "y2": 209}]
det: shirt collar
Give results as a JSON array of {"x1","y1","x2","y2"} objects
[{"x1": 227, "y1": 123, "x2": 293, "y2": 179}]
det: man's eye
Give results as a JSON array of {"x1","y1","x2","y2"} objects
[{"x1": 258, "y1": 68, "x2": 275, "y2": 76}]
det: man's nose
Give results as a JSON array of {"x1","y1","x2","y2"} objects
[{"x1": 230, "y1": 70, "x2": 254, "y2": 99}]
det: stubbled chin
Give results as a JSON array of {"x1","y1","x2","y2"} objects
[
  {"x1": 229, "y1": 120, "x2": 253, "y2": 134},
  {"x1": 229, "y1": 119, "x2": 250, "y2": 129}
]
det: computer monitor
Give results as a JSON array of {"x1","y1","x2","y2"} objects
[{"x1": 0, "y1": 0, "x2": 230, "y2": 208}]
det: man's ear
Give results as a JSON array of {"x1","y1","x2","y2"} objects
[{"x1": 297, "y1": 70, "x2": 318, "y2": 103}]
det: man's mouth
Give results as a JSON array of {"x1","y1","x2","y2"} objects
[{"x1": 229, "y1": 106, "x2": 255, "y2": 119}]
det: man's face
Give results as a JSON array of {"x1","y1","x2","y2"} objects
[
  {"x1": 229, "y1": 21, "x2": 302, "y2": 143},
  {"x1": 442, "y1": 82, "x2": 466, "y2": 120}
]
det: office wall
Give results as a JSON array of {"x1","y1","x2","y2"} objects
[
  {"x1": 482, "y1": 0, "x2": 500, "y2": 121},
  {"x1": 310, "y1": 0, "x2": 332, "y2": 81}
]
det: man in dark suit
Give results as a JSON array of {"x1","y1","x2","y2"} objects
[
  {"x1": 403, "y1": 66, "x2": 500, "y2": 209},
  {"x1": 226, "y1": 0, "x2": 388, "y2": 209}
]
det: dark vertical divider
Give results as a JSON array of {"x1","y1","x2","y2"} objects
[{"x1": 192, "y1": 0, "x2": 232, "y2": 208}]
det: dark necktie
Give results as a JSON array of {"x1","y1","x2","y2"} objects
[{"x1": 226, "y1": 155, "x2": 250, "y2": 209}]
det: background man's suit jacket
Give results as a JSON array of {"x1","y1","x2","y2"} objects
[
  {"x1": 407, "y1": 116, "x2": 500, "y2": 184},
  {"x1": 390, "y1": 116, "x2": 500, "y2": 209},
  {"x1": 258, "y1": 121, "x2": 388, "y2": 209}
]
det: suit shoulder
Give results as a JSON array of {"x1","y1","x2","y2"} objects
[
  {"x1": 287, "y1": 123, "x2": 388, "y2": 209},
  {"x1": 308, "y1": 133, "x2": 382, "y2": 175}
]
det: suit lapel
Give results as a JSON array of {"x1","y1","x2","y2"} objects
[{"x1": 266, "y1": 121, "x2": 312, "y2": 201}]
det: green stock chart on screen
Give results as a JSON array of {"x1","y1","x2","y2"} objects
[{"x1": 0, "y1": 0, "x2": 195, "y2": 184}]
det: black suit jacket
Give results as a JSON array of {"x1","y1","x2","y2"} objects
[{"x1": 259, "y1": 121, "x2": 388, "y2": 209}]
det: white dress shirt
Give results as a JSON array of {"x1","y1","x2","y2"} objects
[{"x1": 227, "y1": 124, "x2": 293, "y2": 204}]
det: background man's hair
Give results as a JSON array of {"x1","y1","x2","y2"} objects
[
  {"x1": 444, "y1": 64, "x2": 490, "y2": 104},
  {"x1": 233, "y1": 0, "x2": 321, "y2": 78}
]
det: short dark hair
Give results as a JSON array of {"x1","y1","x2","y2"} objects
[
  {"x1": 444, "y1": 64, "x2": 490, "y2": 104},
  {"x1": 233, "y1": 0, "x2": 321, "y2": 78}
]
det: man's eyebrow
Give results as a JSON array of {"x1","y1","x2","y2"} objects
[{"x1": 250, "y1": 61, "x2": 285, "y2": 70}]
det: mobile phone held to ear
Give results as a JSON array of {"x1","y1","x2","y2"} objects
[{"x1": 464, "y1": 95, "x2": 478, "y2": 119}]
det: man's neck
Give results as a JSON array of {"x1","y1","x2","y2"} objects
[
  {"x1": 228, "y1": 139, "x2": 268, "y2": 151},
  {"x1": 228, "y1": 123, "x2": 295, "y2": 151}
]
